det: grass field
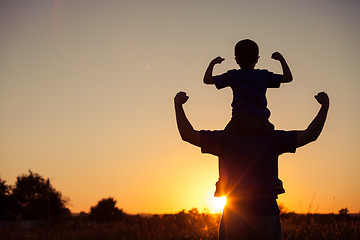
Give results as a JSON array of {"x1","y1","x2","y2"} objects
[{"x1": 1, "y1": 210, "x2": 359, "y2": 240}]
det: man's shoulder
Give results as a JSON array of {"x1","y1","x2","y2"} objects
[
  {"x1": 272, "y1": 130, "x2": 298, "y2": 153},
  {"x1": 273, "y1": 129, "x2": 298, "y2": 135},
  {"x1": 200, "y1": 130, "x2": 227, "y2": 156},
  {"x1": 201, "y1": 129, "x2": 297, "y2": 139},
  {"x1": 200, "y1": 130, "x2": 298, "y2": 155},
  {"x1": 200, "y1": 130, "x2": 225, "y2": 136},
  {"x1": 200, "y1": 130, "x2": 233, "y2": 143}
]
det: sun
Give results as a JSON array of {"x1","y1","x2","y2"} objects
[{"x1": 210, "y1": 196, "x2": 227, "y2": 213}]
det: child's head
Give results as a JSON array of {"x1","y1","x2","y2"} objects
[{"x1": 234, "y1": 39, "x2": 259, "y2": 69}]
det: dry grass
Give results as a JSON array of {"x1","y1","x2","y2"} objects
[{"x1": 1, "y1": 211, "x2": 359, "y2": 240}]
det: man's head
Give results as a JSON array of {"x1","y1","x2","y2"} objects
[{"x1": 234, "y1": 39, "x2": 259, "y2": 69}]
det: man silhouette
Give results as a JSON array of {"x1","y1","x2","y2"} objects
[{"x1": 174, "y1": 91, "x2": 329, "y2": 240}]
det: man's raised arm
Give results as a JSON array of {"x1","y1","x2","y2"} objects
[
  {"x1": 297, "y1": 92, "x2": 329, "y2": 148},
  {"x1": 174, "y1": 91, "x2": 201, "y2": 147}
]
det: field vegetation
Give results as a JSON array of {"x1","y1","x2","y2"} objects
[
  {"x1": 1, "y1": 171, "x2": 359, "y2": 239},
  {"x1": 1, "y1": 208, "x2": 359, "y2": 240}
]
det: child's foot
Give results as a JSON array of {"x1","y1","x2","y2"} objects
[
  {"x1": 276, "y1": 179, "x2": 285, "y2": 194},
  {"x1": 214, "y1": 179, "x2": 226, "y2": 197}
]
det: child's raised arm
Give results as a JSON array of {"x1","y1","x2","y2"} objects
[
  {"x1": 203, "y1": 56, "x2": 225, "y2": 84},
  {"x1": 271, "y1": 52, "x2": 293, "y2": 83}
]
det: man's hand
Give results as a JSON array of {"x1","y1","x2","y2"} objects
[
  {"x1": 211, "y1": 56, "x2": 225, "y2": 65},
  {"x1": 271, "y1": 52, "x2": 284, "y2": 61},
  {"x1": 174, "y1": 91, "x2": 189, "y2": 106},
  {"x1": 297, "y1": 91, "x2": 329, "y2": 148},
  {"x1": 315, "y1": 92, "x2": 329, "y2": 107}
]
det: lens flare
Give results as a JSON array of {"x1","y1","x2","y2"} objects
[{"x1": 210, "y1": 196, "x2": 227, "y2": 213}]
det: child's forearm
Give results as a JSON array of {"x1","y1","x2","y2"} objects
[
  {"x1": 203, "y1": 57, "x2": 224, "y2": 84},
  {"x1": 279, "y1": 58, "x2": 293, "y2": 83},
  {"x1": 203, "y1": 62, "x2": 216, "y2": 84}
]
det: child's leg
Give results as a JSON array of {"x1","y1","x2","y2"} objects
[
  {"x1": 224, "y1": 113, "x2": 253, "y2": 134},
  {"x1": 223, "y1": 114, "x2": 285, "y2": 196},
  {"x1": 225, "y1": 113, "x2": 274, "y2": 134},
  {"x1": 251, "y1": 115, "x2": 274, "y2": 134},
  {"x1": 215, "y1": 159, "x2": 227, "y2": 197},
  {"x1": 275, "y1": 179, "x2": 285, "y2": 195}
]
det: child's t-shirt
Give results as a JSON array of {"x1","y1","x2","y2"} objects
[{"x1": 213, "y1": 69, "x2": 282, "y2": 118}]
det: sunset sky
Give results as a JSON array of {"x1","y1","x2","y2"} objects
[{"x1": 1, "y1": 0, "x2": 360, "y2": 214}]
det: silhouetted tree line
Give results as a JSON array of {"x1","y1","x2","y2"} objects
[
  {"x1": 1, "y1": 170, "x2": 355, "y2": 227},
  {"x1": 0, "y1": 170, "x2": 127, "y2": 223},
  {"x1": 0, "y1": 170, "x2": 70, "y2": 221},
  {"x1": 88, "y1": 197, "x2": 126, "y2": 222}
]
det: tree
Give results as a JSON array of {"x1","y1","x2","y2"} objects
[
  {"x1": 339, "y1": 208, "x2": 349, "y2": 216},
  {"x1": 11, "y1": 170, "x2": 70, "y2": 220},
  {"x1": 0, "y1": 177, "x2": 17, "y2": 220},
  {"x1": 0, "y1": 178, "x2": 10, "y2": 196},
  {"x1": 89, "y1": 197, "x2": 125, "y2": 222}
]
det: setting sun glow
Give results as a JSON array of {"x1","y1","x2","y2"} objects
[
  {"x1": 210, "y1": 197, "x2": 227, "y2": 213},
  {"x1": 1, "y1": 0, "x2": 359, "y2": 215}
]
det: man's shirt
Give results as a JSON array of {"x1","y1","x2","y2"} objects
[{"x1": 200, "y1": 130, "x2": 297, "y2": 214}]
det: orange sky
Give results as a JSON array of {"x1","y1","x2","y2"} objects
[{"x1": 1, "y1": 0, "x2": 360, "y2": 214}]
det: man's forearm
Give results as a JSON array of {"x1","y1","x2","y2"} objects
[
  {"x1": 279, "y1": 58, "x2": 293, "y2": 83},
  {"x1": 297, "y1": 99, "x2": 329, "y2": 148},
  {"x1": 306, "y1": 104, "x2": 329, "y2": 141},
  {"x1": 175, "y1": 102, "x2": 200, "y2": 147},
  {"x1": 203, "y1": 63, "x2": 215, "y2": 84},
  {"x1": 175, "y1": 103, "x2": 193, "y2": 138}
]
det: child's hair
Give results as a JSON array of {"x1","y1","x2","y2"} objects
[{"x1": 234, "y1": 39, "x2": 259, "y2": 68}]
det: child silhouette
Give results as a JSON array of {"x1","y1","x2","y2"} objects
[{"x1": 203, "y1": 39, "x2": 293, "y2": 196}]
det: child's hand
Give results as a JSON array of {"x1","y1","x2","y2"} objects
[
  {"x1": 271, "y1": 52, "x2": 284, "y2": 61},
  {"x1": 314, "y1": 92, "x2": 329, "y2": 107},
  {"x1": 211, "y1": 56, "x2": 225, "y2": 65},
  {"x1": 174, "y1": 91, "x2": 189, "y2": 105}
]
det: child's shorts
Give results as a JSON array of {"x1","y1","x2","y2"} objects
[{"x1": 224, "y1": 113, "x2": 274, "y2": 135}]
